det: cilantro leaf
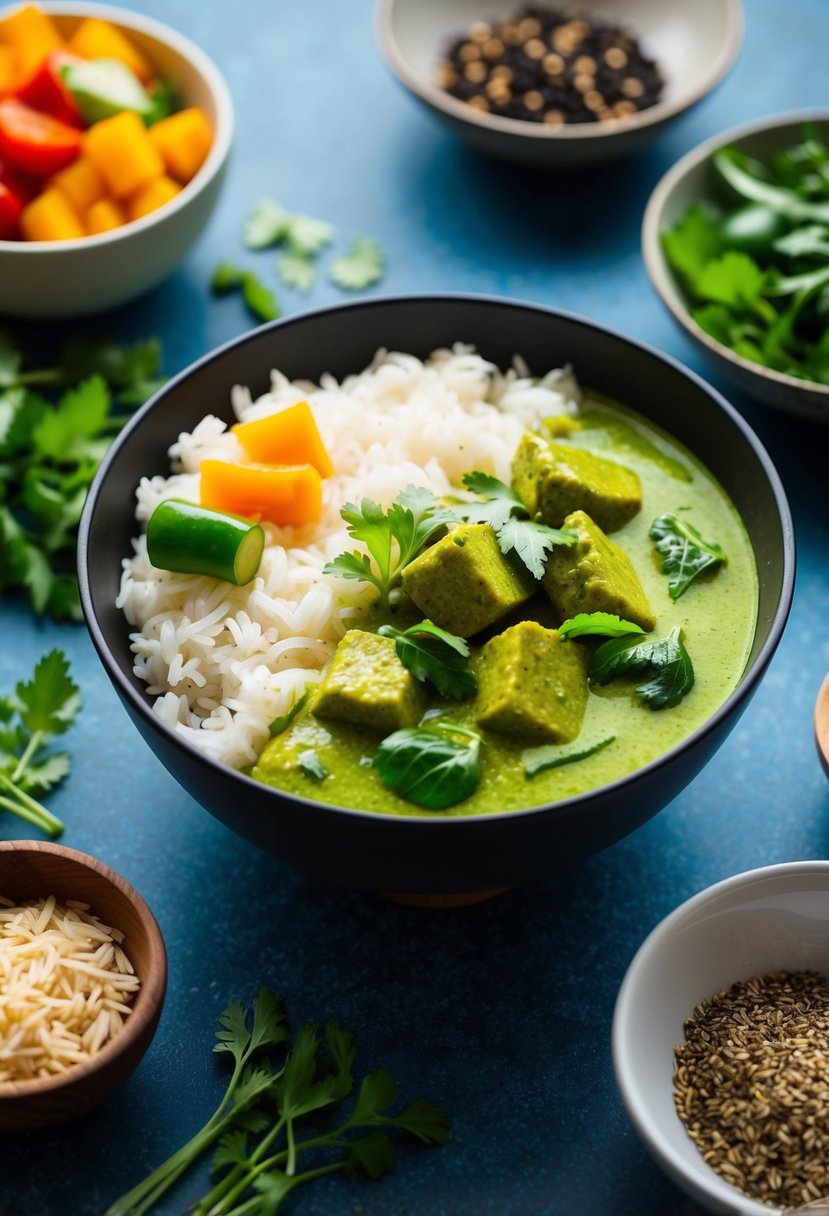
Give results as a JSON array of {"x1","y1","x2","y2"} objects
[
  {"x1": 390, "y1": 1097, "x2": 452, "y2": 1144},
  {"x1": 286, "y1": 213, "x2": 334, "y2": 256},
  {"x1": 298, "y1": 749, "x2": 328, "y2": 781},
  {"x1": 244, "y1": 200, "x2": 292, "y2": 249},
  {"x1": 277, "y1": 247, "x2": 315, "y2": 293},
  {"x1": 589, "y1": 626, "x2": 695, "y2": 709},
  {"x1": 453, "y1": 470, "x2": 576, "y2": 578},
  {"x1": 351, "y1": 1068, "x2": 398, "y2": 1123},
  {"x1": 378, "y1": 620, "x2": 476, "y2": 700},
  {"x1": 650, "y1": 511, "x2": 726, "y2": 599},
  {"x1": 695, "y1": 252, "x2": 774, "y2": 320},
  {"x1": 32, "y1": 375, "x2": 110, "y2": 460},
  {"x1": 661, "y1": 201, "x2": 721, "y2": 292},
  {"x1": 496, "y1": 516, "x2": 575, "y2": 580},
  {"x1": 457, "y1": 471, "x2": 525, "y2": 531},
  {"x1": 374, "y1": 723, "x2": 481, "y2": 810},
  {"x1": 345, "y1": 1132, "x2": 396, "y2": 1179},
  {"x1": 329, "y1": 237, "x2": 384, "y2": 290},
  {"x1": 558, "y1": 613, "x2": 645, "y2": 641},
  {"x1": 15, "y1": 649, "x2": 81, "y2": 736},
  {"x1": 523, "y1": 735, "x2": 616, "y2": 778}
]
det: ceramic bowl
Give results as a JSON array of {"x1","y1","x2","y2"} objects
[
  {"x1": 643, "y1": 110, "x2": 829, "y2": 422},
  {"x1": 0, "y1": 2, "x2": 233, "y2": 319},
  {"x1": 375, "y1": 0, "x2": 743, "y2": 168},
  {"x1": 0, "y1": 840, "x2": 166, "y2": 1130},
  {"x1": 77, "y1": 294, "x2": 794, "y2": 898},
  {"x1": 613, "y1": 861, "x2": 829, "y2": 1214}
]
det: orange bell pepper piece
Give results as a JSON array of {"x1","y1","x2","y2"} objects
[
  {"x1": 232, "y1": 402, "x2": 334, "y2": 478},
  {"x1": 200, "y1": 461, "x2": 322, "y2": 528}
]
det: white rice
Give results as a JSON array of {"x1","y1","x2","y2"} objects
[{"x1": 118, "y1": 345, "x2": 580, "y2": 770}]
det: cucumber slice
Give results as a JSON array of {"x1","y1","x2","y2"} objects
[{"x1": 146, "y1": 498, "x2": 265, "y2": 585}]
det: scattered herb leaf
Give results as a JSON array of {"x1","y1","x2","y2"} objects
[
  {"x1": 558, "y1": 612, "x2": 646, "y2": 640},
  {"x1": 329, "y1": 237, "x2": 384, "y2": 291},
  {"x1": 211, "y1": 261, "x2": 280, "y2": 323},
  {"x1": 277, "y1": 247, "x2": 315, "y2": 293},
  {"x1": 650, "y1": 511, "x2": 726, "y2": 599},
  {"x1": 298, "y1": 749, "x2": 329, "y2": 781},
  {"x1": 244, "y1": 200, "x2": 292, "y2": 249},
  {"x1": 287, "y1": 214, "x2": 335, "y2": 257},
  {"x1": 377, "y1": 620, "x2": 476, "y2": 700},
  {"x1": 374, "y1": 723, "x2": 481, "y2": 809},
  {"x1": 452, "y1": 471, "x2": 576, "y2": 579},
  {"x1": 589, "y1": 626, "x2": 695, "y2": 709},
  {"x1": 105, "y1": 989, "x2": 448, "y2": 1216},
  {"x1": 524, "y1": 735, "x2": 616, "y2": 778},
  {"x1": 0, "y1": 650, "x2": 80, "y2": 836}
]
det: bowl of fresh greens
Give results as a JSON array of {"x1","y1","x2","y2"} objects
[{"x1": 643, "y1": 110, "x2": 829, "y2": 421}]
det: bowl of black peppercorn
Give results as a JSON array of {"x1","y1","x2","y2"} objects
[{"x1": 376, "y1": 0, "x2": 744, "y2": 168}]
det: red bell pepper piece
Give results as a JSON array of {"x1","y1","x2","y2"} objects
[
  {"x1": 15, "y1": 51, "x2": 85, "y2": 128},
  {"x1": 0, "y1": 154, "x2": 33, "y2": 238},
  {"x1": 0, "y1": 99, "x2": 82, "y2": 177}
]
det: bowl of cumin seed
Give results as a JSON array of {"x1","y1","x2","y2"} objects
[
  {"x1": 613, "y1": 861, "x2": 829, "y2": 1214},
  {"x1": 375, "y1": 0, "x2": 744, "y2": 168}
]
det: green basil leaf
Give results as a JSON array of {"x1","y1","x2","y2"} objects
[
  {"x1": 649, "y1": 511, "x2": 726, "y2": 599},
  {"x1": 590, "y1": 626, "x2": 695, "y2": 709},
  {"x1": 378, "y1": 621, "x2": 475, "y2": 701},
  {"x1": 558, "y1": 612, "x2": 645, "y2": 640},
  {"x1": 373, "y1": 725, "x2": 480, "y2": 809}
]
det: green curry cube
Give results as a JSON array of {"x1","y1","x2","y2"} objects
[
  {"x1": 400, "y1": 522, "x2": 534, "y2": 638},
  {"x1": 311, "y1": 629, "x2": 424, "y2": 731},
  {"x1": 542, "y1": 509, "x2": 656, "y2": 631},
  {"x1": 475, "y1": 621, "x2": 588, "y2": 744},
  {"x1": 510, "y1": 432, "x2": 642, "y2": 532}
]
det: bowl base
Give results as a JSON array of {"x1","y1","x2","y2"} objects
[{"x1": 379, "y1": 888, "x2": 510, "y2": 908}]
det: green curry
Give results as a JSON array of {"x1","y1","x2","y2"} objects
[{"x1": 251, "y1": 393, "x2": 758, "y2": 816}]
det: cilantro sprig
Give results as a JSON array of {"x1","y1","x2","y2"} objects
[
  {"x1": 589, "y1": 626, "x2": 695, "y2": 709},
  {"x1": 324, "y1": 486, "x2": 456, "y2": 609},
  {"x1": 0, "y1": 650, "x2": 80, "y2": 836},
  {"x1": 0, "y1": 333, "x2": 164, "y2": 620},
  {"x1": 377, "y1": 620, "x2": 476, "y2": 700},
  {"x1": 649, "y1": 511, "x2": 726, "y2": 600},
  {"x1": 105, "y1": 989, "x2": 448, "y2": 1216},
  {"x1": 452, "y1": 471, "x2": 576, "y2": 579},
  {"x1": 329, "y1": 237, "x2": 384, "y2": 291}
]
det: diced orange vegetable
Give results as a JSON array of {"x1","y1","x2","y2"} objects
[
  {"x1": 66, "y1": 18, "x2": 153, "y2": 85},
  {"x1": 51, "y1": 154, "x2": 104, "y2": 211},
  {"x1": 127, "y1": 173, "x2": 180, "y2": 221},
  {"x1": 0, "y1": 4, "x2": 63, "y2": 83},
  {"x1": 19, "y1": 185, "x2": 83, "y2": 240},
  {"x1": 83, "y1": 110, "x2": 164, "y2": 198},
  {"x1": 200, "y1": 461, "x2": 323, "y2": 528},
  {"x1": 148, "y1": 107, "x2": 212, "y2": 183},
  {"x1": 85, "y1": 196, "x2": 124, "y2": 234},
  {"x1": 232, "y1": 402, "x2": 334, "y2": 479},
  {"x1": 0, "y1": 46, "x2": 19, "y2": 99}
]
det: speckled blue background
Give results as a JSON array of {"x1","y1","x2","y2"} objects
[{"x1": 2, "y1": 1, "x2": 829, "y2": 1214}]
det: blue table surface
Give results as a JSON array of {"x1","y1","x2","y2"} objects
[{"x1": 3, "y1": 2, "x2": 829, "y2": 1213}]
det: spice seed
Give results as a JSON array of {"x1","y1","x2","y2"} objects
[
  {"x1": 482, "y1": 37, "x2": 505, "y2": 59},
  {"x1": 458, "y1": 42, "x2": 481, "y2": 62},
  {"x1": 604, "y1": 46, "x2": 628, "y2": 69},
  {"x1": 464, "y1": 61, "x2": 487, "y2": 82},
  {"x1": 523, "y1": 90, "x2": 544, "y2": 111},
  {"x1": 621, "y1": 76, "x2": 645, "y2": 99}
]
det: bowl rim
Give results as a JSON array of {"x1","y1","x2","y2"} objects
[
  {"x1": 374, "y1": 0, "x2": 745, "y2": 143},
  {"x1": 642, "y1": 106, "x2": 829, "y2": 401},
  {"x1": 612, "y1": 859, "x2": 829, "y2": 1215},
  {"x1": 77, "y1": 292, "x2": 796, "y2": 830},
  {"x1": 0, "y1": 0, "x2": 234, "y2": 254},
  {"x1": 0, "y1": 839, "x2": 166, "y2": 1099}
]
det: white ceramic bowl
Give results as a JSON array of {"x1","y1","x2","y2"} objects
[
  {"x1": 375, "y1": 0, "x2": 744, "y2": 168},
  {"x1": 0, "y1": 2, "x2": 233, "y2": 318},
  {"x1": 613, "y1": 861, "x2": 829, "y2": 1214},
  {"x1": 643, "y1": 110, "x2": 829, "y2": 422}
]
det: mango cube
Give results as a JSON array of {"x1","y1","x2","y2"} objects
[
  {"x1": 84, "y1": 110, "x2": 164, "y2": 199},
  {"x1": 85, "y1": 197, "x2": 125, "y2": 234},
  {"x1": 20, "y1": 187, "x2": 84, "y2": 241},
  {"x1": 67, "y1": 18, "x2": 153, "y2": 84},
  {"x1": 128, "y1": 174, "x2": 181, "y2": 221},
  {"x1": 149, "y1": 107, "x2": 212, "y2": 183},
  {"x1": 51, "y1": 156, "x2": 105, "y2": 212}
]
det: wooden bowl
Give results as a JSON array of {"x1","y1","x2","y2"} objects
[
  {"x1": 815, "y1": 674, "x2": 829, "y2": 780},
  {"x1": 0, "y1": 841, "x2": 166, "y2": 1131}
]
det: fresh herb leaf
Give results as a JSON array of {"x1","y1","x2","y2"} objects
[
  {"x1": 523, "y1": 735, "x2": 616, "y2": 778},
  {"x1": 590, "y1": 626, "x2": 695, "y2": 709},
  {"x1": 298, "y1": 750, "x2": 328, "y2": 781},
  {"x1": 329, "y1": 237, "x2": 384, "y2": 290},
  {"x1": 211, "y1": 262, "x2": 280, "y2": 323},
  {"x1": 324, "y1": 486, "x2": 455, "y2": 607},
  {"x1": 695, "y1": 252, "x2": 775, "y2": 321},
  {"x1": 211, "y1": 260, "x2": 245, "y2": 292},
  {"x1": 268, "y1": 691, "x2": 309, "y2": 737},
  {"x1": 374, "y1": 723, "x2": 481, "y2": 810},
  {"x1": 287, "y1": 213, "x2": 335, "y2": 257},
  {"x1": 496, "y1": 516, "x2": 575, "y2": 580},
  {"x1": 650, "y1": 511, "x2": 726, "y2": 599},
  {"x1": 277, "y1": 247, "x2": 315, "y2": 293},
  {"x1": 0, "y1": 650, "x2": 80, "y2": 836},
  {"x1": 244, "y1": 200, "x2": 292, "y2": 249},
  {"x1": 457, "y1": 471, "x2": 525, "y2": 531},
  {"x1": 661, "y1": 201, "x2": 721, "y2": 292},
  {"x1": 378, "y1": 620, "x2": 476, "y2": 700},
  {"x1": 558, "y1": 612, "x2": 645, "y2": 640},
  {"x1": 452, "y1": 470, "x2": 576, "y2": 579}
]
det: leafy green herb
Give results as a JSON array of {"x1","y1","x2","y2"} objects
[
  {"x1": 268, "y1": 691, "x2": 310, "y2": 738},
  {"x1": 374, "y1": 723, "x2": 481, "y2": 810},
  {"x1": 558, "y1": 612, "x2": 645, "y2": 640},
  {"x1": 244, "y1": 201, "x2": 334, "y2": 256},
  {"x1": 324, "y1": 486, "x2": 456, "y2": 608},
  {"x1": 106, "y1": 989, "x2": 448, "y2": 1216},
  {"x1": 277, "y1": 248, "x2": 316, "y2": 293},
  {"x1": 650, "y1": 511, "x2": 726, "y2": 600},
  {"x1": 377, "y1": 620, "x2": 476, "y2": 700},
  {"x1": 523, "y1": 735, "x2": 615, "y2": 778},
  {"x1": 589, "y1": 626, "x2": 695, "y2": 710},
  {"x1": 329, "y1": 237, "x2": 384, "y2": 290},
  {"x1": 287, "y1": 214, "x2": 335, "y2": 257},
  {"x1": 0, "y1": 334, "x2": 164, "y2": 620},
  {"x1": 298, "y1": 749, "x2": 328, "y2": 781},
  {"x1": 452, "y1": 471, "x2": 576, "y2": 579},
  {"x1": 0, "y1": 650, "x2": 80, "y2": 836},
  {"x1": 211, "y1": 261, "x2": 280, "y2": 324}
]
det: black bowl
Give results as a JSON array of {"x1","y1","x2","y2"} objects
[{"x1": 78, "y1": 295, "x2": 794, "y2": 897}]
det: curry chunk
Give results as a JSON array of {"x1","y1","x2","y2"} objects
[
  {"x1": 475, "y1": 621, "x2": 588, "y2": 744},
  {"x1": 400, "y1": 523, "x2": 534, "y2": 638},
  {"x1": 311, "y1": 629, "x2": 424, "y2": 732},
  {"x1": 542, "y1": 510, "x2": 655, "y2": 631},
  {"x1": 511, "y1": 432, "x2": 642, "y2": 532}
]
